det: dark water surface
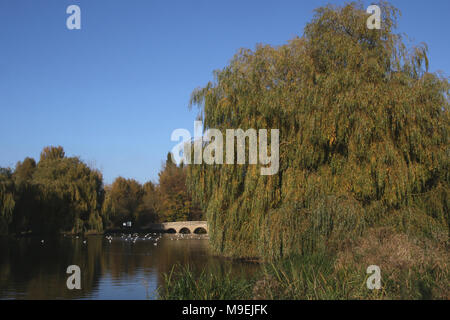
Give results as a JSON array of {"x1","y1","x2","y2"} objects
[{"x1": 0, "y1": 234, "x2": 258, "y2": 299}]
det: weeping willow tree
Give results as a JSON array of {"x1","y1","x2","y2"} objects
[
  {"x1": 187, "y1": 2, "x2": 449, "y2": 260},
  {"x1": 0, "y1": 168, "x2": 15, "y2": 235},
  {"x1": 31, "y1": 146, "x2": 105, "y2": 234}
]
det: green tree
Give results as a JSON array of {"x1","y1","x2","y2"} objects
[
  {"x1": 107, "y1": 177, "x2": 143, "y2": 226},
  {"x1": 187, "y1": 2, "x2": 449, "y2": 260},
  {"x1": 0, "y1": 168, "x2": 15, "y2": 235},
  {"x1": 31, "y1": 146, "x2": 104, "y2": 234},
  {"x1": 138, "y1": 181, "x2": 159, "y2": 225},
  {"x1": 10, "y1": 158, "x2": 37, "y2": 233},
  {"x1": 101, "y1": 184, "x2": 115, "y2": 229},
  {"x1": 13, "y1": 157, "x2": 36, "y2": 185},
  {"x1": 39, "y1": 146, "x2": 65, "y2": 162}
]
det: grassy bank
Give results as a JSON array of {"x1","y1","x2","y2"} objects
[
  {"x1": 158, "y1": 264, "x2": 255, "y2": 300},
  {"x1": 158, "y1": 228, "x2": 449, "y2": 300}
]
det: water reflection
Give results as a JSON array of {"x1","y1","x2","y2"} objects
[{"x1": 0, "y1": 234, "x2": 258, "y2": 299}]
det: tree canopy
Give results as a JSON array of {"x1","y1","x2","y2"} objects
[
  {"x1": 187, "y1": 2, "x2": 449, "y2": 260},
  {"x1": 31, "y1": 152, "x2": 104, "y2": 233},
  {"x1": 100, "y1": 154, "x2": 202, "y2": 228},
  {"x1": 0, "y1": 144, "x2": 203, "y2": 235},
  {"x1": 0, "y1": 147, "x2": 105, "y2": 234},
  {"x1": 158, "y1": 153, "x2": 193, "y2": 221},
  {"x1": 105, "y1": 177, "x2": 143, "y2": 226},
  {"x1": 0, "y1": 169, "x2": 15, "y2": 234}
]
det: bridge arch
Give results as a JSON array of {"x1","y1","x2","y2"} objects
[
  {"x1": 193, "y1": 227, "x2": 207, "y2": 234},
  {"x1": 179, "y1": 227, "x2": 191, "y2": 234}
]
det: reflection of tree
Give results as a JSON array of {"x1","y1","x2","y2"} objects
[
  {"x1": 152, "y1": 237, "x2": 259, "y2": 288},
  {"x1": 0, "y1": 235, "x2": 259, "y2": 299},
  {"x1": 0, "y1": 236, "x2": 105, "y2": 299}
]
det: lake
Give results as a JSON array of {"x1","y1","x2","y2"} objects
[{"x1": 0, "y1": 233, "x2": 259, "y2": 299}]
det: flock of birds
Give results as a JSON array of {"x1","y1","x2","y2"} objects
[
  {"x1": 104, "y1": 232, "x2": 205, "y2": 245},
  {"x1": 40, "y1": 232, "x2": 206, "y2": 245},
  {"x1": 114, "y1": 233, "x2": 162, "y2": 245}
]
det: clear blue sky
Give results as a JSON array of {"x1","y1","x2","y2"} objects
[{"x1": 1, "y1": 0, "x2": 449, "y2": 184}]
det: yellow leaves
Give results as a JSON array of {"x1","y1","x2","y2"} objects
[
  {"x1": 186, "y1": 1, "x2": 449, "y2": 259},
  {"x1": 219, "y1": 97, "x2": 231, "y2": 109},
  {"x1": 328, "y1": 134, "x2": 336, "y2": 147}
]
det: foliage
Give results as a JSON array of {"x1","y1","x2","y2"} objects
[
  {"x1": 101, "y1": 157, "x2": 202, "y2": 228},
  {"x1": 2, "y1": 145, "x2": 197, "y2": 234},
  {"x1": 31, "y1": 148, "x2": 104, "y2": 234},
  {"x1": 139, "y1": 181, "x2": 159, "y2": 225},
  {"x1": 0, "y1": 146, "x2": 105, "y2": 235},
  {"x1": 187, "y1": 1, "x2": 449, "y2": 259},
  {"x1": 0, "y1": 168, "x2": 15, "y2": 235},
  {"x1": 13, "y1": 157, "x2": 36, "y2": 186},
  {"x1": 39, "y1": 146, "x2": 65, "y2": 162},
  {"x1": 105, "y1": 177, "x2": 143, "y2": 226},
  {"x1": 102, "y1": 178, "x2": 164, "y2": 228},
  {"x1": 159, "y1": 229, "x2": 448, "y2": 300},
  {"x1": 158, "y1": 153, "x2": 200, "y2": 222},
  {"x1": 158, "y1": 263, "x2": 254, "y2": 300}
]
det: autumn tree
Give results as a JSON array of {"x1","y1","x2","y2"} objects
[
  {"x1": 187, "y1": 2, "x2": 449, "y2": 259},
  {"x1": 101, "y1": 154, "x2": 201, "y2": 228},
  {"x1": 139, "y1": 181, "x2": 159, "y2": 225},
  {"x1": 10, "y1": 157, "x2": 37, "y2": 233},
  {"x1": 39, "y1": 146, "x2": 65, "y2": 162},
  {"x1": 0, "y1": 168, "x2": 15, "y2": 235},
  {"x1": 101, "y1": 184, "x2": 115, "y2": 229},
  {"x1": 158, "y1": 153, "x2": 202, "y2": 222},
  {"x1": 106, "y1": 177, "x2": 143, "y2": 226},
  {"x1": 13, "y1": 157, "x2": 36, "y2": 185},
  {"x1": 31, "y1": 146, "x2": 104, "y2": 234}
]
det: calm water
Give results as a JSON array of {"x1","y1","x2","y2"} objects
[{"x1": 0, "y1": 234, "x2": 258, "y2": 299}]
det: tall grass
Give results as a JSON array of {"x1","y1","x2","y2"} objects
[
  {"x1": 253, "y1": 251, "x2": 365, "y2": 300},
  {"x1": 157, "y1": 264, "x2": 254, "y2": 300},
  {"x1": 159, "y1": 229, "x2": 449, "y2": 300}
]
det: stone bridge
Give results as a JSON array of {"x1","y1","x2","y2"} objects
[{"x1": 145, "y1": 221, "x2": 208, "y2": 234}]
